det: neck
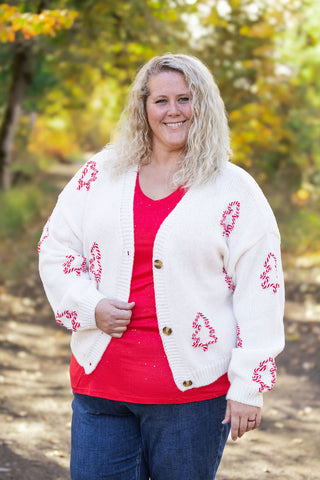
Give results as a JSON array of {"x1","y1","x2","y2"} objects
[
  {"x1": 151, "y1": 150, "x2": 182, "y2": 168},
  {"x1": 139, "y1": 152, "x2": 183, "y2": 200}
]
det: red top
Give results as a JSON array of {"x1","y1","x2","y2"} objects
[{"x1": 70, "y1": 175, "x2": 230, "y2": 403}]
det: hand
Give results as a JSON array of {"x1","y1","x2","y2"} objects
[
  {"x1": 222, "y1": 399, "x2": 261, "y2": 441},
  {"x1": 95, "y1": 298, "x2": 135, "y2": 338}
]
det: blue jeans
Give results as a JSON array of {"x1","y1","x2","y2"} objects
[{"x1": 70, "y1": 393, "x2": 230, "y2": 480}]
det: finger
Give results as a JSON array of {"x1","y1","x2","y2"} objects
[
  {"x1": 230, "y1": 416, "x2": 240, "y2": 441},
  {"x1": 222, "y1": 401, "x2": 231, "y2": 425},
  {"x1": 109, "y1": 305, "x2": 134, "y2": 322},
  {"x1": 110, "y1": 331, "x2": 125, "y2": 338},
  {"x1": 117, "y1": 308, "x2": 134, "y2": 320},
  {"x1": 238, "y1": 416, "x2": 248, "y2": 438},
  {"x1": 112, "y1": 315, "x2": 132, "y2": 325},
  {"x1": 111, "y1": 299, "x2": 135, "y2": 310},
  {"x1": 109, "y1": 325, "x2": 129, "y2": 337},
  {"x1": 112, "y1": 324, "x2": 128, "y2": 331},
  {"x1": 246, "y1": 418, "x2": 256, "y2": 431},
  {"x1": 255, "y1": 411, "x2": 262, "y2": 428}
]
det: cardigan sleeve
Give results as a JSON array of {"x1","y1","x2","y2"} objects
[
  {"x1": 226, "y1": 230, "x2": 285, "y2": 407},
  {"x1": 38, "y1": 156, "x2": 106, "y2": 333},
  {"x1": 221, "y1": 175, "x2": 285, "y2": 407}
]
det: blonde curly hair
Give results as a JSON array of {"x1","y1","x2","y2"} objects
[{"x1": 108, "y1": 54, "x2": 232, "y2": 187}]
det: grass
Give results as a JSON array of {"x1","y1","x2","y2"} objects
[
  {"x1": 0, "y1": 181, "x2": 59, "y2": 284},
  {"x1": 0, "y1": 185, "x2": 43, "y2": 239}
]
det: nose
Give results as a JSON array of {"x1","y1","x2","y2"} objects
[{"x1": 167, "y1": 100, "x2": 180, "y2": 116}]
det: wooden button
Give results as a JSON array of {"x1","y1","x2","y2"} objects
[
  {"x1": 183, "y1": 380, "x2": 193, "y2": 387},
  {"x1": 162, "y1": 327, "x2": 172, "y2": 336},
  {"x1": 154, "y1": 259, "x2": 163, "y2": 269}
]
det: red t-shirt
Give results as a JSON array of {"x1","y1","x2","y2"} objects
[{"x1": 70, "y1": 175, "x2": 230, "y2": 403}]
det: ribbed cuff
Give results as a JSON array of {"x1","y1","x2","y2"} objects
[
  {"x1": 227, "y1": 379, "x2": 264, "y2": 407},
  {"x1": 77, "y1": 288, "x2": 106, "y2": 330}
]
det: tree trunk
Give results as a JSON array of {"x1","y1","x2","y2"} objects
[
  {"x1": 0, "y1": 40, "x2": 33, "y2": 191},
  {"x1": 0, "y1": 1, "x2": 50, "y2": 191}
]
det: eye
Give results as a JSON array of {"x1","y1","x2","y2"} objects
[
  {"x1": 179, "y1": 97, "x2": 189, "y2": 103},
  {"x1": 155, "y1": 98, "x2": 167, "y2": 104}
]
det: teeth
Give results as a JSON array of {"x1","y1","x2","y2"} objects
[{"x1": 165, "y1": 122, "x2": 184, "y2": 127}]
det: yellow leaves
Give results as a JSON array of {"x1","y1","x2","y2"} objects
[
  {"x1": 229, "y1": 110, "x2": 241, "y2": 121},
  {"x1": 0, "y1": 4, "x2": 77, "y2": 43},
  {"x1": 297, "y1": 189, "x2": 309, "y2": 201},
  {"x1": 229, "y1": 91, "x2": 295, "y2": 167},
  {"x1": 291, "y1": 188, "x2": 310, "y2": 206},
  {"x1": 240, "y1": 22, "x2": 278, "y2": 39},
  {"x1": 168, "y1": 10, "x2": 177, "y2": 22},
  {"x1": 239, "y1": 25, "x2": 250, "y2": 36}
]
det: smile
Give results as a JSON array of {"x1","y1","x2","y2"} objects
[{"x1": 164, "y1": 121, "x2": 186, "y2": 128}]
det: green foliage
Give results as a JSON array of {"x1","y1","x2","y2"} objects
[
  {"x1": 0, "y1": 184, "x2": 43, "y2": 239},
  {"x1": 280, "y1": 207, "x2": 320, "y2": 256}
]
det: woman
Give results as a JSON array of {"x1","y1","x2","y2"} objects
[{"x1": 38, "y1": 54, "x2": 285, "y2": 480}]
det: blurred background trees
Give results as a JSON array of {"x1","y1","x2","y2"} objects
[{"x1": 0, "y1": 0, "x2": 319, "y2": 276}]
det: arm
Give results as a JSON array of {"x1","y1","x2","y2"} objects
[
  {"x1": 223, "y1": 231, "x2": 284, "y2": 439},
  {"x1": 38, "y1": 191, "x2": 105, "y2": 332},
  {"x1": 38, "y1": 155, "x2": 134, "y2": 335},
  {"x1": 226, "y1": 232, "x2": 285, "y2": 406}
]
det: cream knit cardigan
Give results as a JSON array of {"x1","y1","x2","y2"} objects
[{"x1": 38, "y1": 149, "x2": 285, "y2": 407}]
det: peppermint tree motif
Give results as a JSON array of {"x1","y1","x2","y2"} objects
[
  {"x1": 260, "y1": 252, "x2": 280, "y2": 293},
  {"x1": 252, "y1": 357, "x2": 277, "y2": 393},
  {"x1": 192, "y1": 312, "x2": 218, "y2": 352},
  {"x1": 223, "y1": 267, "x2": 235, "y2": 291},
  {"x1": 56, "y1": 310, "x2": 80, "y2": 332},
  {"x1": 220, "y1": 201, "x2": 240, "y2": 237},
  {"x1": 89, "y1": 242, "x2": 102, "y2": 283},
  {"x1": 63, "y1": 254, "x2": 88, "y2": 276},
  {"x1": 77, "y1": 160, "x2": 98, "y2": 191},
  {"x1": 236, "y1": 324, "x2": 243, "y2": 348},
  {"x1": 37, "y1": 216, "x2": 50, "y2": 253}
]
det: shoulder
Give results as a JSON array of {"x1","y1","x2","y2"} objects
[
  {"x1": 213, "y1": 162, "x2": 279, "y2": 234},
  {"x1": 80, "y1": 148, "x2": 118, "y2": 177},
  {"x1": 218, "y1": 162, "x2": 263, "y2": 192},
  {"x1": 60, "y1": 148, "x2": 128, "y2": 197},
  {"x1": 216, "y1": 162, "x2": 271, "y2": 206}
]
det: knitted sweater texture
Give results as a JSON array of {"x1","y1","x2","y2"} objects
[{"x1": 38, "y1": 149, "x2": 285, "y2": 407}]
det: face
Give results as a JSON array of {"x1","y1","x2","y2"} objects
[{"x1": 146, "y1": 71, "x2": 192, "y2": 156}]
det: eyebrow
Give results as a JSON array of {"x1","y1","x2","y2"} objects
[{"x1": 151, "y1": 92, "x2": 190, "y2": 99}]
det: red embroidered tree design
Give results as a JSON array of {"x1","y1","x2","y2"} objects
[
  {"x1": 77, "y1": 160, "x2": 98, "y2": 191},
  {"x1": 37, "y1": 217, "x2": 50, "y2": 253},
  {"x1": 63, "y1": 255, "x2": 88, "y2": 276},
  {"x1": 223, "y1": 267, "x2": 235, "y2": 291},
  {"x1": 192, "y1": 312, "x2": 218, "y2": 352},
  {"x1": 252, "y1": 357, "x2": 277, "y2": 393},
  {"x1": 89, "y1": 242, "x2": 102, "y2": 283},
  {"x1": 260, "y1": 252, "x2": 280, "y2": 293},
  {"x1": 220, "y1": 201, "x2": 240, "y2": 237},
  {"x1": 56, "y1": 310, "x2": 80, "y2": 332},
  {"x1": 236, "y1": 324, "x2": 243, "y2": 348}
]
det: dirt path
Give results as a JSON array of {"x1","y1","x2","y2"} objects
[{"x1": 0, "y1": 260, "x2": 319, "y2": 480}]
